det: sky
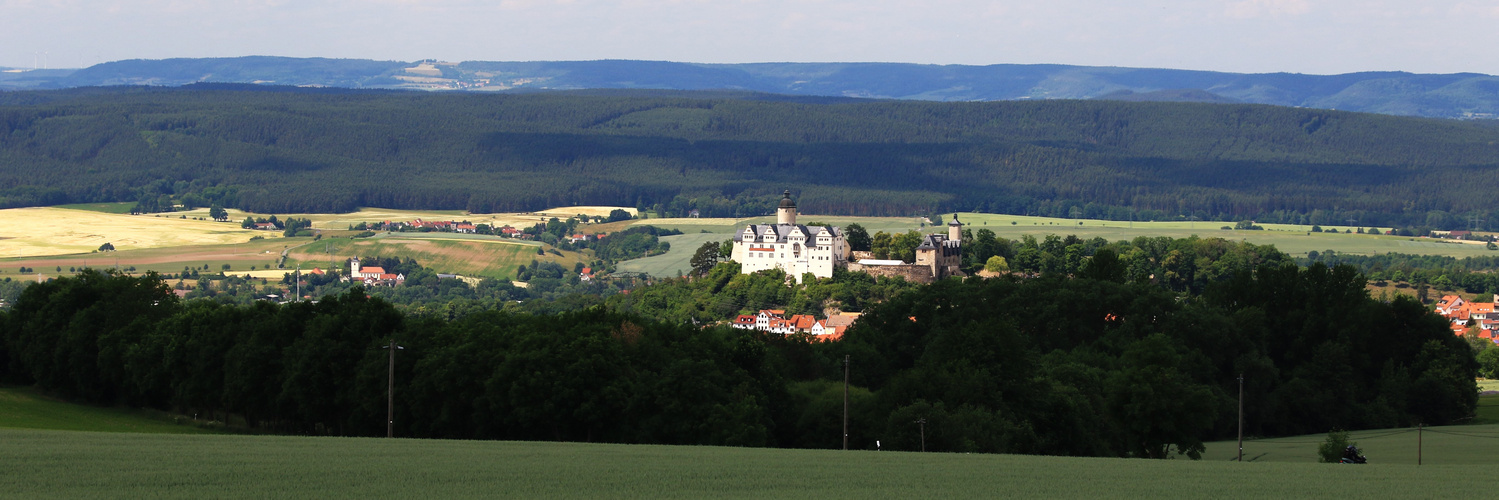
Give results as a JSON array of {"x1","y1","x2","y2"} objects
[{"x1": 2, "y1": 0, "x2": 1497, "y2": 75}]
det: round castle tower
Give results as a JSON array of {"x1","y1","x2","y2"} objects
[
  {"x1": 948, "y1": 213, "x2": 962, "y2": 243},
  {"x1": 777, "y1": 190, "x2": 797, "y2": 225}
]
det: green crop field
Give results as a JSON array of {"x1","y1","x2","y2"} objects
[
  {"x1": 0, "y1": 428, "x2": 1485, "y2": 499},
  {"x1": 286, "y1": 235, "x2": 586, "y2": 279},
  {"x1": 0, "y1": 386, "x2": 219, "y2": 435},
  {"x1": 2, "y1": 385, "x2": 1493, "y2": 498},
  {"x1": 620, "y1": 212, "x2": 1498, "y2": 277},
  {"x1": 1200, "y1": 394, "x2": 1499, "y2": 464},
  {"x1": 50, "y1": 202, "x2": 137, "y2": 214},
  {"x1": 614, "y1": 233, "x2": 728, "y2": 278},
  {"x1": 1200, "y1": 423, "x2": 1499, "y2": 465}
]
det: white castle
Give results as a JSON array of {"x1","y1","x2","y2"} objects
[{"x1": 730, "y1": 191, "x2": 850, "y2": 283}]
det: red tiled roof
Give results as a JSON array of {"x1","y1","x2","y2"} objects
[
  {"x1": 361, "y1": 266, "x2": 387, "y2": 274},
  {"x1": 788, "y1": 314, "x2": 817, "y2": 330}
]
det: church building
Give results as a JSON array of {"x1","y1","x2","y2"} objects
[{"x1": 731, "y1": 191, "x2": 850, "y2": 283}]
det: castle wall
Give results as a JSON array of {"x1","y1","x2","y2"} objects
[{"x1": 847, "y1": 262, "x2": 936, "y2": 284}]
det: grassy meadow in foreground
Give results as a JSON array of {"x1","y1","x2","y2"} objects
[
  {"x1": 0, "y1": 428, "x2": 1487, "y2": 499},
  {"x1": 2, "y1": 428, "x2": 1487, "y2": 497}
]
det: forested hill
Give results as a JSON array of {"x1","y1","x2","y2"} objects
[
  {"x1": 3, "y1": 86, "x2": 1499, "y2": 228},
  {"x1": 5, "y1": 57, "x2": 1499, "y2": 119}
]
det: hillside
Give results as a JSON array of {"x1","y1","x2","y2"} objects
[
  {"x1": 3, "y1": 86, "x2": 1499, "y2": 228},
  {"x1": 5, "y1": 57, "x2": 1499, "y2": 119}
]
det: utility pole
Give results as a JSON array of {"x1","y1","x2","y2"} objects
[
  {"x1": 383, "y1": 339, "x2": 404, "y2": 438},
  {"x1": 915, "y1": 418, "x2": 927, "y2": 452},
  {"x1": 842, "y1": 355, "x2": 849, "y2": 451},
  {"x1": 1418, "y1": 422, "x2": 1423, "y2": 466},
  {"x1": 295, "y1": 265, "x2": 301, "y2": 302},
  {"x1": 1237, "y1": 373, "x2": 1244, "y2": 462}
]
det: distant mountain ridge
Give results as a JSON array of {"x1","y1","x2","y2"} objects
[{"x1": 3, "y1": 56, "x2": 1499, "y2": 119}]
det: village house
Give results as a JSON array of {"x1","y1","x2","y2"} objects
[
  {"x1": 1436, "y1": 294, "x2": 1499, "y2": 340},
  {"x1": 732, "y1": 309, "x2": 848, "y2": 341},
  {"x1": 348, "y1": 257, "x2": 405, "y2": 287}
]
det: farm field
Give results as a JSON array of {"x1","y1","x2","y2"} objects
[
  {"x1": 623, "y1": 212, "x2": 1499, "y2": 276},
  {"x1": 620, "y1": 212, "x2": 1496, "y2": 278},
  {"x1": 0, "y1": 207, "x2": 272, "y2": 258},
  {"x1": 0, "y1": 386, "x2": 219, "y2": 435},
  {"x1": 0, "y1": 428, "x2": 1486, "y2": 499},
  {"x1": 1200, "y1": 422, "x2": 1499, "y2": 465},
  {"x1": 615, "y1": 233, "x2": 729, "y2": 278},
  {"x1": 285, "y1": 234, "x2": 584, "y2": 279},
  {"x1": 5, "y1": 205, "x2": 1494, "y2": 282},
  {"x1": 637, "y1": 213, "x2": 1494, "y2": 258},
  {"x1": 0, "y1": 204, "x2": 613, "y2": 279},
  {"x1": 0, "y1": 238, "x2": 294, "y2": 279},
  {"x1": 172, "y1": 206, "x2": 633, "y2": 233}
]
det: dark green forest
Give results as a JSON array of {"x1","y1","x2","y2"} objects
[
  {"x1": 0, "y1": 258, "x2": 1475, "y2": 457},
  {"x1": 4, "y1": 85, "x2": 1499, "y2": 228}
]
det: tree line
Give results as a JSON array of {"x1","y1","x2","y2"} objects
[
  {"x1": 5, "y1": 88, "x2": 1499, "y2": 228},
  {"x1": 0, "y1": 255, "x2": 1474, "y2": 457}
]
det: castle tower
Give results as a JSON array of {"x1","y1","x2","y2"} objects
[
  {"x1": 777, "y1": 190, "x2": 797, "y2": 225},
  {"x1": 948, "y1": 213, "x2": 962, "y2": 243}
]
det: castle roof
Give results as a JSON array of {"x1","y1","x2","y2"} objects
[
  {"x1": 916, "y1": 233, "x2": 961, "y2": 250},
  {"x1": 733, "y1": 223, "x2": 842, "y2": 244},
  {"x1": 777, "y1": 190, "x2": 797, "y2": 209}
]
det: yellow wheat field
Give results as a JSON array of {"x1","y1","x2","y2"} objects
[{"x1": 0, "y1": 208, "x2": 274, "y2": 258}]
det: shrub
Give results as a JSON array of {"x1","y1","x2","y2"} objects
[{"x1": 1318, "y1": 430, "x2": 1355, "y2": 463}]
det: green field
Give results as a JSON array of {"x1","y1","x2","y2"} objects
[
  {"x1": 50, "y1": 202, "x2": 136, "y2": 214},
  {"x1": 619, "y1": 212, "x2": 1497, "y2": 277},
  {"x1": 1200, "y1": 424, "x2": 1498, "y2": 465},
  {"x1": 614, "y1": 233, "x2": 728, "y2": 278},
  {"x1": 286, "y1": 234, "x2": 585, "y2": 279},
  {"x1": 0, "y1": 386, "x2": 219, "y2": 435},
  {"x1": 0, "y1": 428, "x2": 1484, "y2": 499},
  {"x1": 3, "y1": 384, "x2": 1494, "y2": 498}
]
